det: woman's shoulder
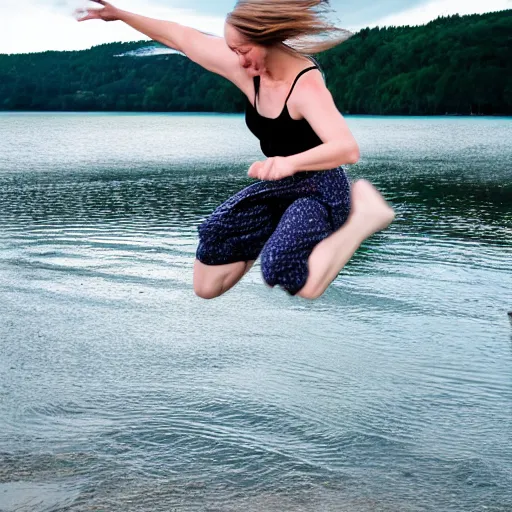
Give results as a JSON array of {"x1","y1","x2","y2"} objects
[
  {"x1": 286, "y1": 66, "x2": 329, "y2": 119},
  {"x1": 283, "y1": 55, "x2": 324, "y2": 89},
  {"x1": 290, "y1": 56, "x2": 327, "y2": 94}
]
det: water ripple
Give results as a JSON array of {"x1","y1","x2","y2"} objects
[{"x1": 1, "y1": 114, "x2": 511, "y2": 512}]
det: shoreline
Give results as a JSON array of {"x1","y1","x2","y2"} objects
[{"x1": 0, "y1": 110, "x2": 511, "y2": 118}]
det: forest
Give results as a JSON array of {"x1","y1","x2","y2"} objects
[{"x1": 0, "y1": 9, "x2": 510, "y2": 115}]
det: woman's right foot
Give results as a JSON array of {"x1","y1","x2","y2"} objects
[{"x1": 350, "y1": 179, "x2": 395, "y2": 236}]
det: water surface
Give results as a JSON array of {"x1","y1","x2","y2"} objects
[{"x1": 0, "y1": 113, "x2": 511, "y2": 511}]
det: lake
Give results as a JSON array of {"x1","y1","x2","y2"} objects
[{"x1": 0, "y1": 112, "x2": 511, "y2": 511}]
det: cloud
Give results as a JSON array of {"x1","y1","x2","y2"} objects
[
  {"x1": 1, "y1": 0, "x2": 510, "y2": 54},
  {"x1": 0, "y1": 0, "x2": 225, "y2": 54},
  {"x1": 360, "y1": 0, "x2": 511, "y2": 29}
]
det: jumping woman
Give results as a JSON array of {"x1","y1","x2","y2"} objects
[{"x1": 77, "y1": 0, "x2": 395, "y2": 300}]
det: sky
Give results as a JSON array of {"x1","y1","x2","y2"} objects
[{"x1": 1, "y1": 0, "x2": 510, "y2": 55}]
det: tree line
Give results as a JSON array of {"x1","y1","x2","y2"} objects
[{"x1": 0, "y1": 9, "x2": 510, "y2": 115}]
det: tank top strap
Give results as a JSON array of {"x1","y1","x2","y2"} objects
[
  {"x1": 252, "y1": 63, "x2": 320, "y2": 110},
  {"x1": 284, "y1": 66, "x2": 318, "y2": 105},
  {"x1": 253, "y1": 76, "x2": 261, "y2": 108},
  {"x1": 308, "y1": 56, "x2": 326, "y2": 80}
]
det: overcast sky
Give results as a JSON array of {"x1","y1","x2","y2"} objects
[{"x1": 1, "y1": 0, "x2": 510, "y2": 54}]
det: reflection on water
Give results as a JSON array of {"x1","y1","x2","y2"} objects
[{"x1": 0, "y1": 113, "x2": 511, "y2": 512}]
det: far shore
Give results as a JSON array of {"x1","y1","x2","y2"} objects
[{"x1": 0, "y1": 111, "x2": 510, "y2": 118}]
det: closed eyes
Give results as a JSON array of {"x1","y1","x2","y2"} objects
[{"x1": 228, "y1": 45, "x2": 249, "y2": 55}]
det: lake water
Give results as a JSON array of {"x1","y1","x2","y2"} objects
[{"x1": 0, "y1": 113, "x2": 511, "y2": 511}]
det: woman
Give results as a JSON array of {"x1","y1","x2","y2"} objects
[{"x1": 78, "y1": 0, "x2": 395, "y2": 300}]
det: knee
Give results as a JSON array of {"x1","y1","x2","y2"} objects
[
  {"x1": 193, "y1": 264, "x2": 223, "y2": 300},
  {"x1": 193, "y1": 280, "x2": 222, "y2": 300},
  {"x1": 296, "y1": 284, "x2": 324, "y2": 300},
  {"x1": 193, "y1": 258, "x2": 249, "y2": 299}
]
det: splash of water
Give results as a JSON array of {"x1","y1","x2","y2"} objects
[{"x1": 115, "y1": 46, "x2": 182, "y2": 57}]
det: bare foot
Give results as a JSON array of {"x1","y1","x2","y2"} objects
[{"x1": 350, "y1": 179, "x2": 395, "y2": 236}]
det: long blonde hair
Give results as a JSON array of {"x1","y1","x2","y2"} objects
[{"x1": 226, "y1": 0, "x2": 352, "y2": 55}]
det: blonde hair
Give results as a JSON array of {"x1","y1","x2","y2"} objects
[{"x1": 226, "y1": 0, "x2": 352, "y2": 55}]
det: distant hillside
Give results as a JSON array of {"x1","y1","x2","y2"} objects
[{"x1": 0, "y1": 10, "x2": 510, "y2": 115}]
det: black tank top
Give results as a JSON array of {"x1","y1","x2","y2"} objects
[{"x1": 245, "y1": 61, "x2": 324, "y2": 158}]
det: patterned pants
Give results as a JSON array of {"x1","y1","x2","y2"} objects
[{"x1": 196, "y1": 167, "x2": 352, "y2": 295}]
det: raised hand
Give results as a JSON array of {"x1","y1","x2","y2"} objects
[{"x1": 75, "y1": 0, "x2": 120, "y2": 22}]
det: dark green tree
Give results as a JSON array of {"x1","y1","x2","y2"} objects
[{"x1": 0, "y1": 10, "x2": 510, "y2": 115}]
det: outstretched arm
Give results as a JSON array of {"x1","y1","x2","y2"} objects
[{"x1": 77, "y1": 0, "x2": 241, "y2": 81}]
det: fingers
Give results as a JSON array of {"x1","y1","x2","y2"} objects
[
  {"x1": 75, "y1": 0, "x2": 109, "y2": 21},
  {"x1": 248, "y1": 159, "x2": 283, "y2": 180},
  {"x1": 261, "y1": 158, "x2": 273, "y2": 179},
  {"x1": 75, "y1": 9, "x2": 100, "y2": 21},
  {"x1": 257, "y1": 159, "x2": 274, "y2": 180},
  {"x1": 248, "y1": 159, "x2": 280, "y2": 180},
  {"x1": 248, "y1": 161, "x2": 262, "y2": 178},
  {"x1": 75, "y1": 9, "x2": 93, "y2": 21}
]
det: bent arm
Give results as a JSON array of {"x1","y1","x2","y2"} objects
[
  {"x1": 288, "y1": 140, "x2": 359, "y2": 173},
  {"x1": 287, "y1": 80, "x2": 360, "y2": 172}
]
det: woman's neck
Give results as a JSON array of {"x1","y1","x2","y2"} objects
[{"x1": 260, "y1": 44, "x2": 312, "y2": 85}]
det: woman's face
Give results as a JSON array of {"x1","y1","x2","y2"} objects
[{"x1": 224, "y1": 23, "x2": 267, "y2": 76}]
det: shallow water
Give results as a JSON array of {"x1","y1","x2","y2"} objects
[{"x1": 0, "y1": 113, "x2": 511, "y2": 511}]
